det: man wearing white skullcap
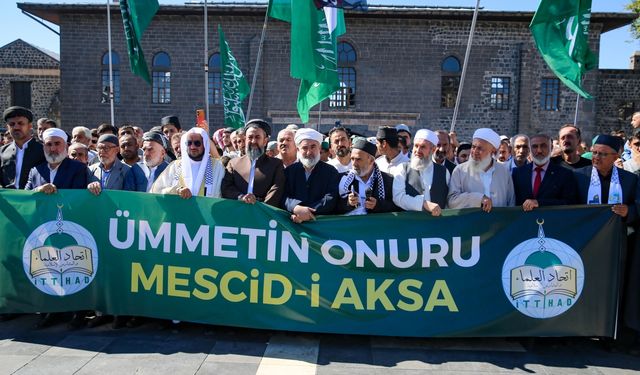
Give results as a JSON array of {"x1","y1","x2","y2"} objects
[
  {"x1": 25, "y1": 127, "x2": 90, "y2": 193},
  {"x1": 447, "y1": 128, "x2": 514, "y2": 211},
  {"x1": 392, "y1": 129, "x2": 450, "y2": 216},
  {"x1": 151, "y1": 127, "x2": 225, "y2": 198},
  {"x1": 283, "y1": 128, "x2": 340, "y2": 223}
]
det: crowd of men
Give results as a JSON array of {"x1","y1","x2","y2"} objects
[{"x1": 2, "y1": 105, "x2": 640, "y2": 346}]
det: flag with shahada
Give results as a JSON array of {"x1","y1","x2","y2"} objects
[{"x1": 219, "y1": 25, "x2": 250, "y2": 129}]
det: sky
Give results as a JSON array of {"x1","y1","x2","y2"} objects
[{"x1": 1, "y1": 0, "x2": 638, "y2": 68}]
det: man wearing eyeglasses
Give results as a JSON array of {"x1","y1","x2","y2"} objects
[
  {"x1": 574, "y1": 135, "x2": 639, "y2": 222},
  {"x1": 86, "y1": 134, "x2": 139, "y2": 195},
  {"x1": 623, "y1": 129, "x2": 640, "y2": 175},
  {"x1": 151, "y1": 127, "x2": 225, "y2": 198}
]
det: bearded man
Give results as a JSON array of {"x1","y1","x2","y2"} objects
[
  {"x1": 512, "y1": 134, "x2": 577, "y2": 211},
  {"x1": 327, "y1": 126, "x2": 352, "y2": 173},
  {"x1": 337, "y1": 138, "x2": 398, "y2": 215},
  {"x1": 221, "y1": 119, "x2": 285, "y2": 207},
  {"x1": 447, "y1": 128, "x2": 515, "y2": 211},
  {"x1": 392, "y1": 129, "x2": 450, "y2": 216},
  {"x1": 26, "y1": 128, "x2": 89, "y2": 192},
  {"x1": 138, "y1": 131, "x2": 169, "y2": 192},
  {"x1": 151, "y1": 127, "x2": 225, "y2": 198},
  {"x1": 283, "y1": 128, "x2": 340, "y2": 223}
]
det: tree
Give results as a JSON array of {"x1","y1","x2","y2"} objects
[{"x1": 626, "y1": 0, "x2": 640, "y2": 38}]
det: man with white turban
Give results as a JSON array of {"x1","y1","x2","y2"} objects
[
  {"x1": 447, "y1": 128, "x2": 515, "y2": 211},
  {"x1": 283, "y1": 128, "x2": 340, "y2": 223},
  {"x1": 392, "y1": 129, "x2": 449, "y2": 216},
  {"x1": 26, "y1": 128, "x2": 89, "y2": 192},
  {"x1": 151, "y1": 127, "x2": 225, "y2": 198}
]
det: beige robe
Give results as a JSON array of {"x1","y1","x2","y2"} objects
[{"x1": 447, "y1": 159, "x2": 515, "y2": 208}]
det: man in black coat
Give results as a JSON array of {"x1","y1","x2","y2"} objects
[
  {"x1": 0, "y1": 106, "x2": 45, "y2": 189},
  {"x1": 283, "y1": 128, "x2": 340, "y2": 223},
  {"x1": 337, "y1": 138, "x2": 399, "y2": 215},
  {"x1": 512, "y1": 133, "x2": 577, "y2": 211}
]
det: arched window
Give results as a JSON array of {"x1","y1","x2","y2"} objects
[
  {"x1": 101, "y1": 51, "x2": 120, "y2": 104},
  {"x1": 441, "y1": 56, "x2": 461, "y2": 108},
  {"x1": 329, "y1": 42, "x2": 356, "y2": 109},
  {"x1": 208, "y1": 53, "x2": 222, "y2": 105},
  {"x1": 152, "y1": 52, "x2": 171, "y2": 104}
]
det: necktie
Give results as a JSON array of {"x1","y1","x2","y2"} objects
[{"x1": 533, "y1": 166, "x2": 543, "y2": 198}]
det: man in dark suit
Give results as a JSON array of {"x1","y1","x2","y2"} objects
[
  {"x1": 87, "y1": 134, "x2": 139, "y2": 195},
  {"x1": 25, "y1": 128, "x2": 89, "y2": 192},
  {"x1": 222, "y1": 119, "x2": 285, "y2": 207},
  {"x1": 433, "y1": 130, "x2": 456, "y2": 174},
  {"x1": 574, "y1": 134, "x2": 639, "y2": 224},
  {"x1": 283, "y1": 128, "x2": 340, "y2": 223},
  {"x1": 337, "y1": 138, "x2": 398, "y2": 215},
  {"x1": 0, "y1": 106, "x2": 45, "y2": 189},
  {"x1": 512, "y1": 133, "x2": 577, "y2": 211}
]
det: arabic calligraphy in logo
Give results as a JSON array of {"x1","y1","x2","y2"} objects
[
  {"x1": 501, "y1": 219, "x2": 584, "y2": 319},
  {"x1": 22, "y1": 204, "x2": 98, "y2": 296}
]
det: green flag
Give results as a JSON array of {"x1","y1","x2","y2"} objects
[
  {"x1": 119, "y1": 0, "x2": 159, "y2": 84},
  {"x1": 219, "y1": 25, "x2": 250, "y2": 129},
  {"x1": 268, "y1": 0, "x2": 291, "y2": 22},
  {"x1": 530, "y1": 0, "x2": 597, "y2": 99}
]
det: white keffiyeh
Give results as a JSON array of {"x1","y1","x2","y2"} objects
[
  {"x1": 181, "y1": 128, "x2": 216, "y2": 197},
  {"x1": 587, "y1": 166, "x2": 623, "y2": 205}
]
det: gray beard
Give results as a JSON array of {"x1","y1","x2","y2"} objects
[
  {"x1": 144, "y1": 155, "x2": 163, "y2": 168},
  {"x1": 45, "y1": 149, "x2": 67, "y2": 165},
  {"x1": 469, "y1": 155, "x2": 492, "y2": 172},
  {"x1": 247, "y1": 145, "x2": 265, "y2": 161},
  {"x1": 532, "y1": 154, "x2": 551, "y2": 166},
  {"x1": 410, "y1": 155, "x2": 431, "y2": 171},
  {"x1": 299, "y1": 152, "x2": 320, "y2": 169}
]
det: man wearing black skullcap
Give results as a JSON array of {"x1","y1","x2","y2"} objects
[
  {"x1": 337, "y1": 138, "x2": 398, "y2": 214},
  {"x1": 139, "y1": 131, "x2": 169, "y2": 192},
  {"x1": 0, "y1": 106, "x2": 45, "y2": 189},
  {"x1": 161, "y1": 115, "x2": 181, "y2": 140},
  {"x1": 221, "y1": 119, "x2": 285, "y2": 207},
  {"x1": 574, "y1": 134, "x2": 639, "y2": 222},
  {"x1": 375, "y1": 126, "x2": 408, "y2": 177}
]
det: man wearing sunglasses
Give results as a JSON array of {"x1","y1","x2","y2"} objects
[{"x1": 152, "y1": 127, "x2": 225, "y2": 198}]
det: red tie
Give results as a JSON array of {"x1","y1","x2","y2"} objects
[{"x1": 533, "y1": 166, "x2": 543, "y2": 198}]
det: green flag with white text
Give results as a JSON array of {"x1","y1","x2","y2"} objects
[
  {"x1": 119, "y1": 0, "x2": 159, "y2": 84},
  {"x1": 530, "y1": 0, "x2": 597, "y2": 99},
  {"x1": 219, "y1": 25, "x2": 250, "y2": 129}
]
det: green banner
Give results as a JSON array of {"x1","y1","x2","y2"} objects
[{"x1": 0, "y1": 190, "x2": 622, "y2": 337}]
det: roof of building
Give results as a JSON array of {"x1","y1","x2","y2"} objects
[
  {"x1": 0, "y1": 38, "x2": 60, "y2": 69},
  {"x1": 17, "y1": 2, "x2": 636, "y2": 33}
]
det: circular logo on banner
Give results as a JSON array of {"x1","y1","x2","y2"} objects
[
  {"x1": 22, "y1": 204, "x2": 98, "y2": 296},
  {"x1": 501, "y1": 219, "x2": 584, "y2": 319}
]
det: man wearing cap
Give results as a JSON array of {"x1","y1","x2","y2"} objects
[
  {"x1": 396, "y1": 124, "x2": 412, "y2": 158},
  {"x1": 25, "y1": 128, "x2": 90, "y2": 192},
  {"x1": 266, "y1": 141, "x2": 278, "y2": 158},
  {"x1": 320, "y1": 140, "x2": 330, "y2": 162},
  {"x1": 152, "y1": 127, "x2": 225, "y2": 198},
  {"x1": 0, "y1": 106, "x2": 46, "y2": 189},
  {"x1": 448, "y1": 128, "x2": 515, "y2": 211},
  {"x1": 337, "y1": 138, "x2": 398, "y2": 215},
  {"x1": 433, "y1": 130, "x2": 456, "y2": 174},
  {"x1": 327, "y1": 126, "x2": 352, "y2": 173},
  {"x1": 375, "y1": 126, "x2": 409, "y2": 177},
  {"x1": 161, "y1": 115, "x2": 181, "y2": 140},
  {"x1": 139, "y1": 131, "x2": 169, "y2": 192},
  {"x1": 87, "y1": 134, "x2": 139, "y2": 194},
  {"x1": 393, "y1": 129, "x2": 450, "y2": 215},
  {"x1": 283, "y1": 128, "x2": 340, "y2": 223},
  {"x1": 221, "y1": 119, "x2": 285, "y2": 207},
  {"x1": 574, "y1": 134, "x2": 639, "y2": 222},
  {"x1": 512, "y1": 134, "x2": 577, "y2": 211},
  {"x1": 276, "y1": 128, "x2": 297, "y2": 168}
]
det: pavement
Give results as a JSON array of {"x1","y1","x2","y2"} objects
[{"x1": 0, "y1": 314, "x2": 640, "y2": 375}]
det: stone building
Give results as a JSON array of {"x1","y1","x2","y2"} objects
[
  {"x1": 17, "y1": 2, "x2": 638, "y2": 140},
  {"x1": 0, "y1": 39, "x2": 60, "y2": 124}
]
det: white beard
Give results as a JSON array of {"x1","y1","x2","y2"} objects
[
  {"x1": 532, "y1": 154, "x2": 551, "y2": 167},
  {"x1": 45, "y1": 149, "x2": 68, "y2": 165},
  {"x1": 144, "y1": 154, "x2": 163, "y2": 168},
  {"x1": 410, "y1": 155, "x2": 431, "y2": 171},
  {"x1": 298, "y1": 151, "x2": 320, "y2": 169},
  {"x1": 469, "y1": 155, "x2": 492, "y2": 173}
]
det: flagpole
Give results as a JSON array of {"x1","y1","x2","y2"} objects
[
  {"x1": 574, "y1": 94, "x2": 580, "y2": 125},
  {"x1": 203, "y1": 0, "x2": 211, "y2": 135},
  {"x1": 246, "y1": 6, "x2": 270, "y2": 120},
  {"x1": 106, "y1": 0, "x2": 115, "y2": 127},
  {"x1": 318, "y1": 101, "x2": 322, "y2": 131},
  {"x1": 450, "y1": 0, "x2": 481, "y2": 133}
]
